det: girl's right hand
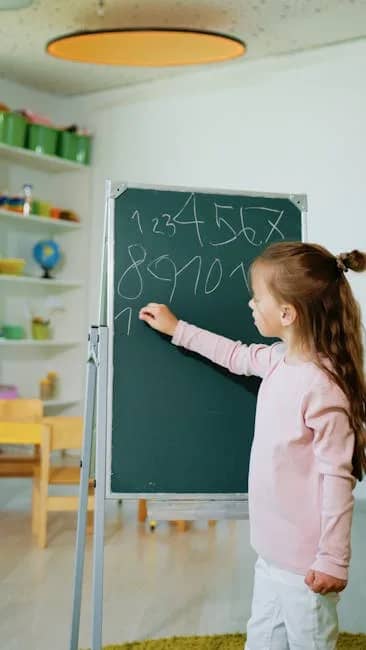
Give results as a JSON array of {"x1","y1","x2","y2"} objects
[{"x1": 138, "y1": 303, "x2": 178, "y2": 336}]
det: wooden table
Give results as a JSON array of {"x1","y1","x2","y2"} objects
[{"x1": 0, "y1": 420, "x2": 47, "y2": 477}]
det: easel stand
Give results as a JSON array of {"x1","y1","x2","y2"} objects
[
  {"x1": 69, "y1": 325, "x2": 108, "y2": 650},
  {"x1": 68, "y1": 324, "x2": 249, "y2": 650}
]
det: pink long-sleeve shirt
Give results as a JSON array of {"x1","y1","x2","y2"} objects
[{"x1": 172, "y1": 320, "x2": 356, "y2": 580}]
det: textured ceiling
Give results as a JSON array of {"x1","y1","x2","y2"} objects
[{"x1": 0, "y1": 0, "x2": 365, "y2": 96}]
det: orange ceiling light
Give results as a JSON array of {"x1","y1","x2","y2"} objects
[{"x1": 46, "y1": 28, "x2": 246, "y2": 67}]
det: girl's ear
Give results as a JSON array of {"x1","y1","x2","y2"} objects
[{"x1": 280, "y1": 304, "x2": 297, "y2": 327}]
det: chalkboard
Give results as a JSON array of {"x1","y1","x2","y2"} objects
[{"x1": 106, "y1": 184, "x2": 305, "y2": 497}]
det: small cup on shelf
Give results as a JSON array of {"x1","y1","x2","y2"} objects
[{"x1": 31, "y1": 317, "x2": 50, "y2": 340}]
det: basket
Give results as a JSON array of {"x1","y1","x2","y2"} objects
[
  {"x1": 58, "y1": 131, "x2": 91, "y2": 165},
  {"x1": 0, "y1": 258, "x2": 26, "y2": 275},
  {"x1": 0, "y1": 112, "x2": 28, "y2": 147},
  {"x1": 27, "y1": 124, "x2": 59, "y2": 156},
  {"x1": 0, "y1": 110, "x2": 8, "y2": 141}
]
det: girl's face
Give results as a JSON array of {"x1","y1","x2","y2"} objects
[{"x1": 248, "y1": 266, "x2": 286, "y2": 338}]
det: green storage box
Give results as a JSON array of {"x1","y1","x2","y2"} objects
[
  {"x1": 0, "y1": 112, "x2": 27, "y2": 147},
  {"x1": 0, "y1": 111, "x2": 7, "y2": 142},
  {"x1": 3, "y1": 324, "x2": 26, "y2": 340},
  {"x1": 58, "y1": 131, "x2": 91, "y2": 165},
  {"x1": 27, "y1": 123, "x2": 58, "y2": 156}
]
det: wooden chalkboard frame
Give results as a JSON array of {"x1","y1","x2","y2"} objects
[{"x1": 103, "y1": 182, "x2": 307, "y2": 518}]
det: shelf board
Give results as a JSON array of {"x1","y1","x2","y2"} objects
[
  {"x1": 0, "y1": 208, "x2": 81, "y2": 231},
  {"x1": 43, "y1": 398, "x2": 81, "y2": 410},
  {"x1": 0, "y1": 274, "x2": 82, "y2": 289},
  {"x1": 0, "y1": 142, "x2": 88, "y2": 173},
  {"x1": 0, "y1": 339, "x2": 81, "y2": 348}
]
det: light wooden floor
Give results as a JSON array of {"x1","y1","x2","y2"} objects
[{"x1": 1, "y1": 479, "x2": 366, "y2": 650}]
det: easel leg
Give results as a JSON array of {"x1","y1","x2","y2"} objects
[
  {"x1": 87, "y1": 482, "x2": 95, "y2": 534},
  {"x1": 69, "y1": 328, "x2": 98, "y2": 650},
  {"x1": 91, "y1": 326, "x2": 108, "y2": 650}
]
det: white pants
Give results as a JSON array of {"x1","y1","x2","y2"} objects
[{"x1": 246, "y1": 556, "x2": 340, "y2": 650}]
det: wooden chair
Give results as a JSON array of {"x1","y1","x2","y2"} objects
[
  {"x1": 32, "y1": 416, "x2": 94, "y2": 548},
  {"x1": 0, "y1": 399, "x2": 43, "y2": 478}
]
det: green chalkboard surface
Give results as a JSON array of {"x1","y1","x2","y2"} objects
[{"x1": 108, "y1": 185, "x2": 304, "y2": 496}]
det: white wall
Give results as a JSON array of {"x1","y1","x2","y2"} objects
[{"x1": 0, "y1": 77, "x2": 78, "y2": 124}]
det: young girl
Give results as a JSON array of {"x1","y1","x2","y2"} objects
[{"x1": 139, "y1": 242, "x2": 366, "y2": 650}]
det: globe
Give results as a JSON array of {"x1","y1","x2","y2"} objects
[{"x1": 33, "y1": 240, "x2": 61, "y2": 279}]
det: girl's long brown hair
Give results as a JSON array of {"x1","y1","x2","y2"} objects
[{"x1": 252, "y1": 242, "x2": 366, "y2": 481}]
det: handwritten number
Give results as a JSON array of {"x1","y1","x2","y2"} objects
[
  {"x1": 209, "y1": 204, "x2": 238, "y2": 247},
  {"x1": 147, "y1": 255, "x2": 177, "y2": 303},
  {"x1": 172, "y1": 193, "x2": 204, "y2": 247},
  {"x1": 131, "y1": 210, "x2": 143, "y2": 235},
  {"x1": 205, "y1": 258, "x2": 223, "y2": 294},
  {"x1": 176, "y1": 256, "x2": 202, "y2": 298},
  {"x1": 238, "y1": 208, "x2": 263, "y2": 247},
  {"x1": 115, "y1": 306, "x2": 133, "y2": 335},
  {"x1": 229, "y1": 261, "x2": 250, "y2": 293},
  {"x1": 152, "y1": 217, "x2": 164, "y2": 235},
  {"x1": 152, "y1": 213, "x2": 176, "y2": 237},
  {"x1": 148, "y1": 255, "x2": 202, "y2": 303},
  {"x1": 117, "y1": 244, "x2": 146, "y2": 300}
]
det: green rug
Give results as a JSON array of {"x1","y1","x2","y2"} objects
[{"x1": 96, "y1": 632, "x2": 366, "y2": 649}]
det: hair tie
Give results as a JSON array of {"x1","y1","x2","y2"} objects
[{"x1": 336, "y1": 255, "x2": 348, "y2": 273}]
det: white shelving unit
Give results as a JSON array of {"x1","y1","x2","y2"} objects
[
  {"x1": 0, "y1": 340, "x2": 81, "y2": 348},
  {"x1": 0, "y1": 143, "x2": 90, "y2": 414},
  {"x1": 0, "y1": 274, "x2": 82, "y2": 289},
  {"x1": 0, "y1": 142, "x2": 87, "y2": 173},
  {"x1": 42, "y1": 399, "x2": 81, "y2": 413},
  {"x1": 0, "y1": 207, "x2": 81, "y2": 232}
]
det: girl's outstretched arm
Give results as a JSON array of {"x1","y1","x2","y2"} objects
[{"x1": 139, "y1": 303, "x2": 280, "y2": 378}]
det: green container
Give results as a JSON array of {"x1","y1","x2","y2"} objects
[
  {"x1": 75, "y1": 134, "x2": 91, "y2": 164},
  {"x1": 3, "y1": 324, "x2": 26, "y2": 340},
  {"x1": 0, "y1": 111, "x2": 7, "y2": 142},
  {"x1": 1, "y1": 112, "x2": 27, "y2": 147},
  {"x1": 57, "y1": 131, "x2": 76, "y2": 160},
  {"x1": 27, "y1": 123, "x2": 58, "y2": 156},
  {"x1": 58, "y1": 131, "x2": 91, "y2": 165}
]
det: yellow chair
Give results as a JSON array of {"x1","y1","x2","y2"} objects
[
  {"x1": 0, "y1": 398, "x2": 43, "y2": 478},
  {"x1": 32, "y1": 416, "x2": 94, "y2": 548}
]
